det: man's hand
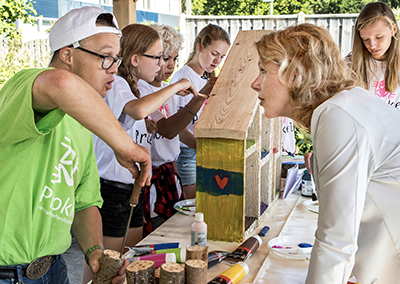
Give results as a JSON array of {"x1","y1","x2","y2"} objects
[
  {"x1": 115, "y1": 143, "x2": 151, "y2": 187},
  {"x1": 88, "y1": 252, "x2": 129, "y2": 284}
]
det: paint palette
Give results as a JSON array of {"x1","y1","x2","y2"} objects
[
  {"x1": 303, "y1": 200, "x2": 319, "y2": 213},
  {"x1": 268, "y1": 236, "x2": 314, "y2": 260},
  {"x1": 174, "y1": 199, "x2": 196, "y2": 216}
]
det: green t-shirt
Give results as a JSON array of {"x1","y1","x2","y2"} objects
[{"x1": 0, "y1": 68, "x2": 103, "y2": 265}]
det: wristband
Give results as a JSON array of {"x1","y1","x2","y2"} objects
[{"x1": 85, "y1": 244, "x2": 104, "y2": 265}]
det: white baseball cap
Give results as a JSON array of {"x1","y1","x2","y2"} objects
[{"x1": 49, "y1": 6, "x2": 121, "y2": 56}]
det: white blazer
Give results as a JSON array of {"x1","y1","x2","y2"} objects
[{"x1": 306, "y1": 87, "x2": 400, "y2": 284}]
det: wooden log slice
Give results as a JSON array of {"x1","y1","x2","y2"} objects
[
  {"x1": 154, "y1": 267, "x2": 160, "y2": 284},
  {"x1": 159, "y1": 262, "x2": 185, "y2": 284},
  {"x1": 185, "y1": 259, "x2": 207, "y2": 284},
  {"x1": 126, "y1": 260, "x2": 155, "y2": 284},
  {"x1": 186, "y1": 246, "x2": 209, "y2": 262},
  {"x1": 92, "y1": 249, "x2": 125, "y2": 284}
]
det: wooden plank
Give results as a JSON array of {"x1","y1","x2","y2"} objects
[
  {"x1": 113, "y1": 0, "x2": 137, "y2": 28},
  {"x1": 329, "y1": 18, "x2": 340, "y2": 46},
  {"x1": 230, "y1": 19, "x2": 241, "y2": 43},
  {"x1": 242, "y1": 19, "x2": 252, "y2": 30},
  {"x1": 253, "y1": 19, "x2": 264, "y2": 30},
  {"x1": 194, "y1": 30, "x2": 270, "y2": 140},
  {"x1": 196, "y1": 138, "x2": 245, "y2": 242},
  {"x1": 263, "y1": 19, "x2": 275, "y2": 30},
  {"x1": 341, "y1": 18, "x2": 354, "y2": 58}
]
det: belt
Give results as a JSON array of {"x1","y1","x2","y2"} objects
[
  {"x1": 100, "y1": 178, "x2": 133, "y2": 190},
  {"x1": 0, "y1": 255, "x2": 57, "y2": 280}
]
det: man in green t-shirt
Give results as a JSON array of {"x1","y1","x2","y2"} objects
[{"x1": 0, "y1": 6, "x2": 151, "y2": 284}]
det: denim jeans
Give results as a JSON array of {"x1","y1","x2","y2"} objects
[
  {"x1": 0, "y1": 255, "x2": 69, "y2": 284},
  {"x1": 176, "y1": 147, "x2": 197, "y2": 185}
]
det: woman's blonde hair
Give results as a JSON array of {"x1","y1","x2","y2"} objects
[
  {"x1": 149, "y1": 24, "x2": 184, "y2": 56},
  {"x1": 352, "y1": 2, "x2": 400, "y2": 93},
  {"x1": 118, "y1": 23, "x2": 160, "y2": 133},
  {"x1": 187, "y1": 24, "x2": 230, "y2": 77},
  {"x1": 256, "y1": 23, "x2": 358, "y2": 130}
]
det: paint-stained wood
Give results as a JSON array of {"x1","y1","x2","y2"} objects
[
  {"x1": 194, "y1": 30, "x2": 269, "y2": 140},
  {"x1": 113, "y1": 0, "x2": 137, "y2": 29},
  {"x1": 195, "y1": 30, "x2": 282, "y2": 243}
]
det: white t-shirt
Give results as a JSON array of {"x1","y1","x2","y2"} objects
[
  {"x1": 282, "y1": 117, "x2": 295, "y2": 154},
  {"x1": 169, "y1": 65, "x2": 208, "y2": 148},
  {"x1": 137, "y1": 79, "x2": 181, "y2": 167},
  {"x1": 306, "y1": 87, "x2": 400, "y2": 283},
  {"x1": 93, "y1": 75, "x2": 152, "y2": 184},
  {"x1": 368, "y1": 59, "x2": 400, "y2": 109},
  {"x1": 137, "y1": 79, "x2": 182, "y2": 218}
]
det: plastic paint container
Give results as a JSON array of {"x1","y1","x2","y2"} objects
[
  {"x1": 223, "y1": 235, "x2": 262, "y2": 264},
  {"x1": 191, "y1": 212, "x2": 207, "y2": 246},
  {"x1": 128, "y1": 253, "x2": 176, "y2": 268},
  {"x1": 151, "y1": 247, "x2": 186, "y2": 263},
  {"x1": 207, "y1": 262, "x2": 249, "y2": 284}
]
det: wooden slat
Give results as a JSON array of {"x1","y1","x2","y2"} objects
[{"x1": 194, "y1": 30, "x2": 270, "y2": 140}]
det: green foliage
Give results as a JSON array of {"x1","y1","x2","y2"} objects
[
  {"x1": 294, "y1": 127, "x2": 313, "y2": 155},
  {"x1": 0, "y1": 0, "x2": 46, "y2": 89},
  {"x1": 1, "y1": 0, "x2": 36, "y2": 39},
  {"x1": 184, "y1": 0, "x2": 377, "y2": 15}
]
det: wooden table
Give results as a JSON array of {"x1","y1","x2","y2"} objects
[{"x1": 135, "y1": 191, "x2": 318, "y2": 283}]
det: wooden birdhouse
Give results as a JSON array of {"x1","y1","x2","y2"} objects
[{"x1": 194, "y1": 30, "x2": 282, "y2": 243}]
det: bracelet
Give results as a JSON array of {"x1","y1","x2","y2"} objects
[{"x1": 85, "y1": 244, "x2": 104, "y2": 265}]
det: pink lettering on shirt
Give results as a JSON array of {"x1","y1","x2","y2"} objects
[{"x1": 372, "y1": 80, "x2": 394, "y2": 98}]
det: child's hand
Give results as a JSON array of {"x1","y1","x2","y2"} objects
[{"x1": 175, "y1": 78, "x2": 198, "y2": 97}]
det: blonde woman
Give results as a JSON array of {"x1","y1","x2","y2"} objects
[
  {"x1": 252, "y1": 23, "x2": 400, "y2": 283},
  {"x1": 351, "y1": 1, "x2": 400, "y2": 108}
]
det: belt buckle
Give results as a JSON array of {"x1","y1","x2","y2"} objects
[{"x1": 26, "y1": 255, "x2": 54, "y2": 280}]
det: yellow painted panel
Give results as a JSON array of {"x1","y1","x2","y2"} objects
[
  {"x1": 196, "y1": 191, "x2": 244, "y2": 242},
  {"x1": 197, "y1": 138, "x2": 245, "y2": 173}
]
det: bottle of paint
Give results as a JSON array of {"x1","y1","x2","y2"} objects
[
  {"x1": 207, "y1": 251, "x2": 230, "y2": 269},
  {"x1": 223, "y1": 235, "x2": 262, "y2": 264},
  {"x1": 191, "y1": 212, "x2": 207, "y2": 246},
  {"x1": 301, "y1": 169, "x2": 314, "y2": 197},
  {"x1": 207, "y1": 262, "x2": 249, "y2": 284}
]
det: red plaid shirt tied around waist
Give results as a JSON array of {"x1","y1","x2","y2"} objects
[{"x1": 143, "y1": 162, "x2": 183, "y2": 235}]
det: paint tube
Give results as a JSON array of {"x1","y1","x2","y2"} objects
[
  {"x1": 127, "y1": 253, "x2": 176, "y2": 268},
  {"x1": 126, "y1": 242, "x2": 180, "y2": 257},
  {"x1": 222, "y1": 235, "x2": 262, "y2": 264},
  {"x1": 151, "y1": 247, "x2": 186, "y2": 263},
  {"x1": 207, "y1": 262, "x2": 249, "y2": 284},
  {"x1": 207, "y1": 251, "x2": 230, "y2": 269}
]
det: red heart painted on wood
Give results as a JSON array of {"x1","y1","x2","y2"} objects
[{"x1": 215, "y1": 175, "x2": 228, "y2": 189}]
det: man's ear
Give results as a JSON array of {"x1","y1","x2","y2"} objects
[
  {"x1": 58, "y1": 46, "x2": 74, "y2": 66},
  {"x1": 130, "y1": 54, "x2": 139, "y2": 67}
]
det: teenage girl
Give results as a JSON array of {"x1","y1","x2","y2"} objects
[
  {"x1": 304, "y1": 2, "x2": 400, "y2": 174},
  {"x1": 83, "y1": 24, "x2": 196, "y2": 283},
  {"x1": 137, "y1": 24, "x2": 211, "y2": 235},
  {"x1": 170, "y1": 24, "x2": 231, "y2": 198},
  {"x1": 351, "y1": 1, "x2": 400, "y2": 108}
]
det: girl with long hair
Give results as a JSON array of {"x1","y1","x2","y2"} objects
[
  {"x1": 170, "y1": 24, "x2": 231, "y2": 199},
  {"x1": 84, "y1": 24, "x2": 196, "y2": 283},
  {"x1": 351, "y1": 1, "x2": 400, "y2": 108}
]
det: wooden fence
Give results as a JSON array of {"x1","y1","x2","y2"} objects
[
  {"x1": 179, "y1": 12, "x2": 358, "y2": 66},
  {"x1": 1, "y1": 13, "x2": 358, "y2": 69}
]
